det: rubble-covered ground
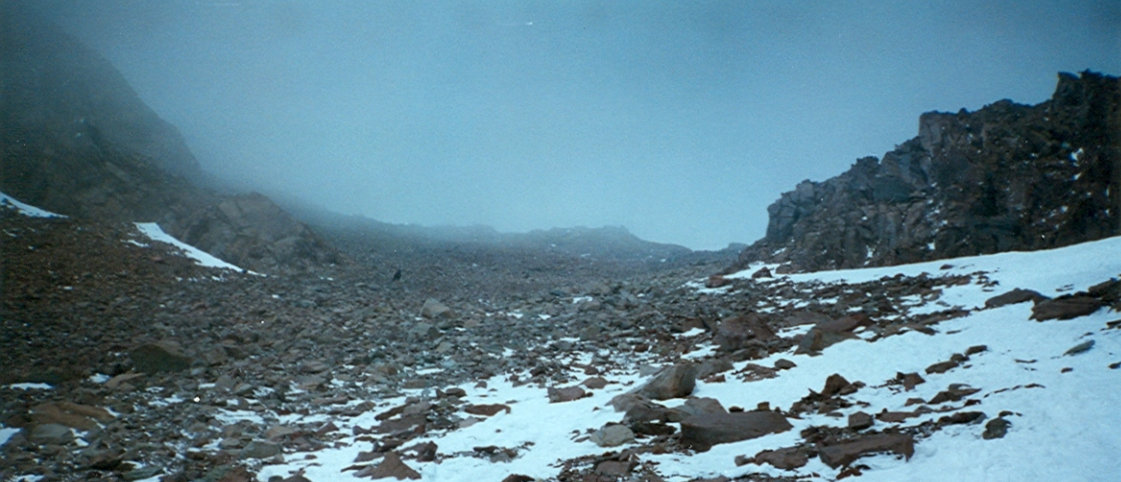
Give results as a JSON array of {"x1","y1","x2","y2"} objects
[{"x1": 2, "y1": 194, "x2": 1119, "y2": 481}]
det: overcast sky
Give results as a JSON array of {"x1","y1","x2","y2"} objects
[{"x1": 35, "y1": 1, "x2": 1121, "y2": 249}]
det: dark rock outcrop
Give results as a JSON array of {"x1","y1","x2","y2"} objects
[{"x1": 732, "y1": 71, "x2": 1120, "y2": 273}]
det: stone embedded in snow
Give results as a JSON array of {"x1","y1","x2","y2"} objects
[
  {"x1": 680, "y1": 410, "x2": 793, "y2": 450},
  {"x1": 925, "y1": 359, "x2": 960, "y2": 374},
  {"x1": 818, "y1": 432, "x2": 915, "y2": 468},
  {"x1": 1031, "y1": 295, "x2": 1102, "y2": 321},
  {"x1": 774, "y1": 358, "x2": 797, "y2": 370},
  {"x1": 1063, "y1": 339, "x2": 1095, "y2": 356},
  {"x1": 637, "y1": 362, "x2": 697, "y2": 400},
  {"x1": 741, "y1": 446, "x2": 810, "y2": 470},
  {"x1": 821, "y1": 373, "x2": 856, "y2": 397},
  {"x1": 893, "y1": 371, "x2": 925, "y2": 390},
  {"x1": 130, "y1": 341, "x2": 192, "y2": 373},
  {"x1": 355, "y1": 452, "x2": 420, "y2": 480},
  {"x1": 983, "y1": 417, "x2": 1012, "y2": 439},
  {"x1": 420, "y1": 298, "x2": 454, "y2": 319},
  {"x1": 985, "y1": 288, "x2": 1046, "y2": 308},
  {"x1": 590, "y1": 423, "x2": 635, "y2": 447},
  {"x1": 928, "y1": 384, "x2": 981, "y2": 404},
  {"x1": 848, "y1": 411, "x2": 874, "y2": 430},
  {"x1": 581, "y1": 376, "x2": 608, "y2": 389},
  {"x1": 464, "y1": 403, "x2": 511, "y2": 416},
  {"x1": 501, "y1": 476, "x2": 534, "y2": 482},
  {"x1": 547, "y1": 385, "x2": 588, "y2": 403}
]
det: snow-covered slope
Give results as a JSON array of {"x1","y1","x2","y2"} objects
[{"x1": 253, "y1": 236, "x2": 1120, "y2": 481}]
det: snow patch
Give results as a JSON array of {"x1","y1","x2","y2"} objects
[{"x1": 0, "y1": 191, "x2": 65, "y2": 218}]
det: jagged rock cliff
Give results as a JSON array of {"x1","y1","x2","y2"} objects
[
  {"x1": 0, "y1": 8, "x2": 340, "y2": 272},
  {"x1": 733, "y1": 71, "x2": 1120, "y2": 273}
]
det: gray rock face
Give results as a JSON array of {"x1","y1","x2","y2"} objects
[
  {"x1": 590, "y1": 424, "x2": 635, "y2": 447},
  {"x1": 637, "y1": 362, "x2": 698, "y2": 400},
  {"x1": 732, "y1": 71, "x2": 1120, "y2": 273}
]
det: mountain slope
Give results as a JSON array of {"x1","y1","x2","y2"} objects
[
  {"x1": 733, "y1": 71, "x2": 1120, "y2": 273},
  {"x1": 0, "y1": 7, "x2": 339, "y2": 273}
]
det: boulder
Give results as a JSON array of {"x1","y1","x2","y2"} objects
[
  {"x1": 848, "y1": 411, "x2": 874, "y2": 430},
  {"x1": 420, "y1": 298, "x2": 454, "y2": 319},
  {"x1": 743, "y1": 446, "x2": 810, "y2": 469},
  {"x1": 589, "y1": 424, "x2": 635, "y2": 447},
  {"x1": 547, "y1": 386, "x2": 588, "y2": 403},
  {"x1": 30, "y1": 423, "x2": 74, "y2": 445},
  {"x1": 818, "y1": 433, "x2": 915, "y2": 468},
  {"x1": 130, "y1": 341, "x2": 192, "y2": 373},
  {"x1": 983, "y1": 417, "x2": 1012, "y2": 439},
  {"x1": 637, "y1": 362, "x2": 697, "y2": 400},
  {"x1": 1031, "y1": 296, "x2": 1103, "y2": 321},
  {"x1": 714, "y1": 313, "x2": 775, "y2": 350},
  {"x1": 680, "y1": 411, "x2": 793, "y2": 450}
]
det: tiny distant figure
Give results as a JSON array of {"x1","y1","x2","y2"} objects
[{"x1": 392, "y1": 268, "x2": 402, "y2": 281}]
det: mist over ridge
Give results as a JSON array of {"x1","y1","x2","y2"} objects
[{"x1": 17, "y1": 1, "x2": 1121, "y2": 249}]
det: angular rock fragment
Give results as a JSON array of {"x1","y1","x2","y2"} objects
[
  {"x1": 680, "y1": 411, "x2": 792, "y2": 450},
  {"x1": 985, "y1": 288, "x2": 1046, "y2": 308},
  {"x1": 818, "y1": 432, "x2": 915, "y2": 468},
  {"x1": 130, "y1": 341, "x2": 192, "y2": 373},
  {"x1": 1031, "y1": 296, "x2": 1102, "y2": 321},
  {"x1": 547, "y1": 386, "x2": 588, "y2": 403},
  {"x1": 589, "y1": 424, "x2": 635, "y2": 447},
  {"x1": 637, "y1": 362, "x2": 697, "y2": 400},
  {"x1": 355, "y1": 452, "x2": 420, "y2": 480}
]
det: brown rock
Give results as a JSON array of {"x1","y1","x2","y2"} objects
[
  {"x1": 925, "y1": 360, "x2": 959, "y2": 374},
  {"x1": 818, "y1": 433, "x2": 915, "y2": 468},
  {"x1": 30, "y1": 401, "x2": 114, "y2": 430},
  {"x1": 848, "y1": 411, "x2": 873, "y2": 430},
  {"x1": 928, "y1": 384, "x2": 981, "y2": 404},
  {"x1": 463, "y1": 404, "x2": 511, "y2": 416},
  {"x1": 894, "y1": 372, "x2": 925, "y2": 390},
  {"x1": 501, "y1": 476, "x2": 534, "y2": 482},
  {"x1": 745, "y1": 446, "x2": 809, "y2": 469},
  {"x1": 355, "y1": 452, "x2": 420, "y2": 480},
  {"x1": 821, "y1": 373, "x2": 854, "y2": 397},
  {"x1": 680, "y1": 411, "x2": 793, "y2": 450},
  {"x1": 985, "y1": 288, "x2": 1046, "y2": 308},
  {"x1": 1031, "y1": 296, "x2": 1103, "y2": 321},
  {"x1": 582, "y1": 376, "x2": 608, "y2": 389}
]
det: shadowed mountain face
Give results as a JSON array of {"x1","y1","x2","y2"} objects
[
  {"x1": 733, "y1": 71, "x2": 1120, "y2": 273},
  {"x1": 0, "y1": 8, "x2": 340, "y2": 273}
]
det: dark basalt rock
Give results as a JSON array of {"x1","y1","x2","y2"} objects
[{"x1": 731, "y1": 71, "x2": 1120, "y2": 273}]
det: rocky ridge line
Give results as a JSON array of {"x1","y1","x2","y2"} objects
[{"x1": 732, "y1": 71, "x2": 1120, "y2": 273}]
